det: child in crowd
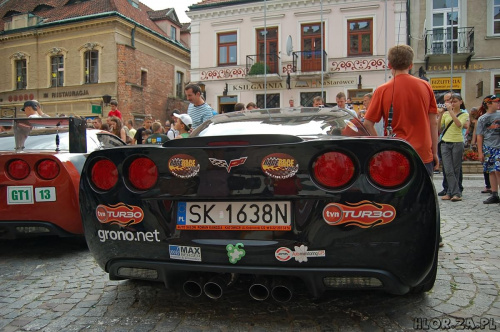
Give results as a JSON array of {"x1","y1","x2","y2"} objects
[
  {"x1": 142, "y1": 129, "x2": 152, "y2": 142},
  {"x1": 173, "y1": 113, "x2": 193, "y2": 138}
]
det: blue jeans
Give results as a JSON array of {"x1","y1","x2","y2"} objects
[{"x1": 440, "y1": 142, "x2": 464, "y2": 197}]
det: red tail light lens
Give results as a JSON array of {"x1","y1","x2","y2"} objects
[
  {"x1": 313, "y1": 152, "x2": 355, "y2": 188},
  {"x1": 36, "y1": 159, "x2": 60, "y2": 180},
  {"x1": 91, "y1": 159, "x2": 118, "y2": 191},
  {"x1": 128, "y1": 157, "x2": 158, "y2": 190},
  {"x1": 369, "y1": 150, "x2": 410, "y2": 188},
  {"x1": 7, "y1": 159, "x2": 30, "y2": 180}
]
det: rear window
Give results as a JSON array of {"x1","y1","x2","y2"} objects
[
  {"x1": 0, "y1": 129, "x2": 124, "y2": 151},
  {"x1": 192, "y1": 108, "x2": 369, "y2": 137}
]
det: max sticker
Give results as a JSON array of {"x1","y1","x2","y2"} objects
[
  {"x1": 261, "y1": 153, "x2": 299, "y2": 179},
  {"x1": 96, "y1": 203, "x2": 144, "y2": 227},
  {"x1": 323, "y1": 200, "x2": 396, "y2": 228},
  {"x1": 226, "y1": 243, "x2": 245, "y2": 264},
  {"x1": 275, "y1": 245, "x2": 325, "y2": 263},
  {"x1": 168, "y1": 154, "x2": 200, "y2": 178}
]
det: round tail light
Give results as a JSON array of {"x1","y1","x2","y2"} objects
[
  {"x1": 313, "y1": 151, "x2": 355, "y2": 188},
  {"x1": 91, "y1": 159, "x2": 118, "y2": 191},
  {"x1": 128, "y1": 157, "x2": 158, "y2": 190},
  {"x1": 369, "y1": 150, "x2": 410, "y2": 188},
  {"x1": 36, "y1": 159, "x2": 60, "y2": 180},
  {"x1": 7, "y1": 159, "x2": 30, "y2": 180}
]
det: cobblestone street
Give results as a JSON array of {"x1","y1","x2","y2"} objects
[{"x1": 0, "y1": 176, "x2": 499, "y2": 331}]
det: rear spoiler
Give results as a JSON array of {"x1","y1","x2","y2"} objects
[{"x1": 0, "y1": 117, "x2": 87, "y2": 153}]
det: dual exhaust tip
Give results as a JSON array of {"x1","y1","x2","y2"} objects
[{"x1": 183, "y1": 275, "x2": 293, "y2": 302}]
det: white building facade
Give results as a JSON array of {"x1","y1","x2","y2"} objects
[
  {"x1": 187, "y1": 0, "x2": 407, "y2": 113},
  {"x1": 411, "y1": 0, "x2": 500, "y2": 106}
]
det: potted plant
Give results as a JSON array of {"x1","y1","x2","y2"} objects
[{"x1": 248, "y1": 62, "x2": 271, "y2": 75}]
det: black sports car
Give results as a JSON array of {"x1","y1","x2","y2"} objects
[{"x1": 80, "y1": 107, "x2": 439, "y2": 301}]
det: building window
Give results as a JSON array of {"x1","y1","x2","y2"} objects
[
  {"x1": 84, "y1": 50, "x2": 99, "y2": 84},
  {"x1": 347, "y1": 19, "x2": 373, "y2": 56},
  {"x1": 495, "y1": 75, "x2": 500, "y2": 96},
  {"x1": 176, "y1": 72, "x2": 184, "y2": 98},
  {"x1": 51, "y1": 55, "x2": 64, "y2": 87},
  {"x1": 15, "y1": 59, "x2": 27, "y2": 90},
  {"x1": 141, "y1": 70, "x2": 147, "y2": 86},
  {"x1": 256, "y1": 93, "x2": 280, "y2": 108},
  {"x1": 431, "y1": 0, "x2": 459, "y2": 54},
  {"x1": 171, "y1": 26, "x2": 177, "y2": 40},
  {"x1": 300, "y1": 92, "x2": 326, "y2": 107},
  {"x1": 218, "y1": 32, "x2": 237, "y2": 66},
  {"x1": 493, "y1": 0, "x2": 500, "y2": 34}
]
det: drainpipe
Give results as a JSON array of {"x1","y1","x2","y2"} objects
[
  {"x1": 35, "y1": 29, "x2": 41, "y2": 109},
  {"x1": 131, "y1": 25, "x2": 136, "y2": 48},
  {"x1": 406, "y1": 0, "x2": 410, "y2": 46},
  {"x1": 384, "y1": 0, "x2": 387, "y2": 81}
]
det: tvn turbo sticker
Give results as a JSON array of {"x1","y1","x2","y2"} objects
[
  {"x1": 209, "y1": 157, "x2": 247, "y2": 173},
  {"x1": 169, "y1": 245, "x2": 202, "y2": 262},
  {"x1": 226, "y1": 243, "x2": 245, "y2": 264},
  {"x1": 261, "y1": 153, "x2": 299, "y2": 179},
  {"x1": 168, "y1": 154, "x2": 200, "y2": 178},
  {"x1": 322, "y1": 200, "x2": 396, "y2": 228},
  {"x1": 275, "y1": 245, "x2": 325, "y2": 263},
  {"x1": 96, "y1": 203, "x2": 144, "y2": 227}
]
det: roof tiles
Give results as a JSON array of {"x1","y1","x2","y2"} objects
[{"x1": 0, "y1": 0, "x2": 180, "y2": 38}]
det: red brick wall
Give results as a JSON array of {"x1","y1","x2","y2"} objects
[{"x1": 116, "y1": 45, "x2": 188, "y2": 127}]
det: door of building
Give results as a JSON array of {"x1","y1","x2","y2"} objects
[
  {"x1": 256, "y1": 27, "x2": 278, "y2": 74},
  {"x1": 301, "y1": 23, "x2": 324, "y2": 72}
]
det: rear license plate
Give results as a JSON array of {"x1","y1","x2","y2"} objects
[{"x1": 176, "y1": 201, "x2": 291, "y2": 231}]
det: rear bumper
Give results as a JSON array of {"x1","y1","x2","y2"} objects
[
  {"x1": 107, "y1": 259, "x2": 411, "y2": 297},
  {"x1": 0, "y1": 221, "x2": 81, "y2": 239}
]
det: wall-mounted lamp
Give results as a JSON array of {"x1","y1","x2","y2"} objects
[
  {"x1": 418, "y1": 66, "x2": 429, "y2": 82},
  {"x1": 102, "y1": 94, "x2": 112, "y2": 105},
  {"x1": 223, "y1": 83, "x2": 228, "y2": 96}
]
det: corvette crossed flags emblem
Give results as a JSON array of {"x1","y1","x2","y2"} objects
[{"x1": 209, "y1": 157, "x2": 248, "y2": 173}]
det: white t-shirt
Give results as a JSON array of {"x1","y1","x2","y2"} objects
[{"x1": 167, "y1": 128, "x2": 179, "y2": 140}]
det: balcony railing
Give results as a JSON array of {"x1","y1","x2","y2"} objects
[
  {"x1": 425, "y1": 27, "x2": 474, "y2": 56},
  {"x1": 292, "y1": 50, "x2": 328, "y2": 73},
  {"x1": 246, "y1": 53, "x2": 280, "y2": 75}
]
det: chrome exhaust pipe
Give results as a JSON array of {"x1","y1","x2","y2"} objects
[
  {"x1": 271, "y1": 277, "x2": 293, "y2": 303},
  {"x1": 249, "y1": 276, "x2": 271, "y2": 301},
  {"x1": 203, "y1": 274, "x2": 232, "y2": 300},
  {"x1": 182, "y1": 276, "x2": 204, "y2": 298}
]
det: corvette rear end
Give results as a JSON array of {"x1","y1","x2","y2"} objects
[{"x1": 80, "y1": 108, "x2": 439, "y2": 300}]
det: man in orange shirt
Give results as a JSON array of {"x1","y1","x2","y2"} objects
[{"x1": 364, "y1": 45, "x2": 439, "y2": 176}]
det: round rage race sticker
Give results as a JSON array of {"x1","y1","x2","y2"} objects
[
  {"x1": 168, "y1": 154, "x2": 200, "y2": 178},
  {"x1": 261, "y1": 153, "x2": 299, "y2": 179}
]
